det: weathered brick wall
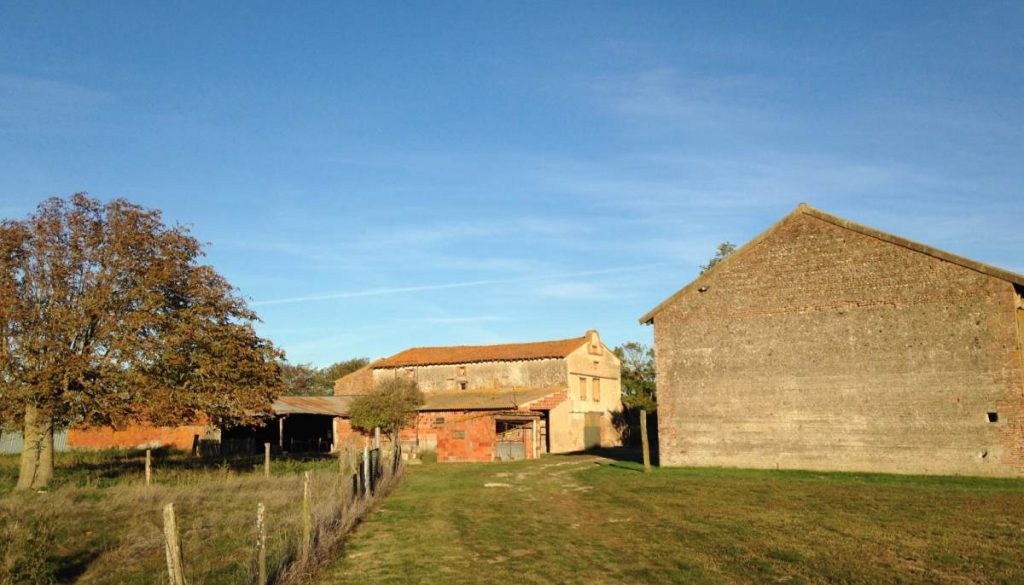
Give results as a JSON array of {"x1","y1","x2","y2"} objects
[
  {"x1": 68, "y1": 424, "x2": 210, "y2": 451},
  {"x1": 335, "y1": 411, "x2": 543, "y2": 462},
  {"x1": 372, "y1": 358, "x2": 567, "y2": 392},
  {"x1": 654, "y1": 213, "x2": 1024, "y2": 477},
  {"x1": 334, "y1": 365, "x2": 375, "y2": 395}
]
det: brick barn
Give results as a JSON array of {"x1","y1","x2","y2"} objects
[
  {"x1": 641, "y1": 204, "x2": 1024, "y2": 477},
  {"x1": 328, "y1": 330, "x2": 623, "y2": 462}
]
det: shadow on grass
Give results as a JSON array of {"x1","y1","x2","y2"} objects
[
  {"x1": 53, "y1": 549, "x2": 102, "y2": 582},
  {"x1": 555, "y1": 446, "x2": 659, "y2": 467}
]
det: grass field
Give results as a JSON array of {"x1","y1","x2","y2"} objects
[
  {"x1": 319, "y1": 453, "x2": 1024, "y2": 584},
  {"x1": 0, "y1": 449, "x2": 364, "y2": 584}
]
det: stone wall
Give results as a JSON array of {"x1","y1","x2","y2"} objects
[
  {"x1": 371, "y1": 358, "x2": 567, "y2": 392},
  {"x1": 653, "y1": 213, "x2": 1024, "y2": 477}
]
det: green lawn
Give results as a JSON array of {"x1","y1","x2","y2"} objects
[{"x1": 319, "y1": 453, "x2": 1024, "y2": 584}]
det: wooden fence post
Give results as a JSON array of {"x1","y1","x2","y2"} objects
[
  {"x1": 374, "y1": 427, "x2": 381, "y2": 449},
  {"x1": 362, "y1": 446, "x2": 370, "y2": 495},
  {"x1": 640, "y1": 409, "x2": 652, "y2": 473},
  {"x1": 163, "y1": 502, "x2": 187, "y2": 585},
  {"x1": 255, "y1": 502, "x2": 267, "y2": 585},
  {"x1": 301, "y1": 471, "x2": 312, "y2": 564},
  {"x1": 263, "y1": 442, "x2": 271, "y2": 479},
  {"x1": 145, "y1": 449, "x2": 152, "y2": 486}
]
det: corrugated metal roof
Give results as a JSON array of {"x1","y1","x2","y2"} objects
[{"x1": 272, "y1": 395, "x2": 355, "y2": 416}]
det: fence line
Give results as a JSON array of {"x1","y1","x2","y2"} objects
[{"x1": 159, "y1": 428, "x2": 402, "y2": 585}]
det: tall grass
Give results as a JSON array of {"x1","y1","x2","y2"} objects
[{"x1": 0, "y1": 449, "x2": 403, "y2": 584}]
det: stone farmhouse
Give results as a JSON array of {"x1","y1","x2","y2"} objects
[
  {"x1": 5, "y1": 331, "x2": 622, "y2": 461},
  {"x1": 642, "y1": 204, "x2": 1024, "y2": 477},
  {"x1": 316, "y1": 330, "x2": 623, "y2": 462}
]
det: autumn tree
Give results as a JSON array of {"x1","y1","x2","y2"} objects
[
  {"x1": 0, "y1": 194, "x2": 284, "y2": 489},
  {"x1": 316, "y1": 358, "x2": 369, "y2": 390},
  {"x1": 279, "y1": 362, "x2": 319, "y2": 395},
  {"x1": 347, "y1": 378, "x2": 423, "y2": 443},
  {"x1": 278, "y1": 358, "x2": 369, "y2": 395},
  {"x1": 614, "y1": 342, "x2": 656, "y2": 411},
  {"x1": 700, "y1": 241, "x2": 737, "y2": 273}
]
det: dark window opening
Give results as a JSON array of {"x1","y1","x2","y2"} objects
[
  {"x1": 434, "y1": 416, "x2": 445, "y2": 424},
  {"x1": 987, "y1": 412, "x2": 999, "y2": 423},
  {"x1": 458, "y1": 381, "x2": 468, "y2": 390}
]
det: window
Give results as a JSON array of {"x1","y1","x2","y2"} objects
[
  {"x1": 434, "y1": 416, "x2": 445, "y2": 425},
  {"x1": 579, "y1": 377, "x2": 587, "y2": 401},
  {"x1": 592, "y1": 378, "x2": 600, "y2": 401},
  {"x1": 458, "y1": 381, "x2": 468, "y2": 390},
  {"x1": 987, "y1": 412, "x2": 999, "y2": 423}
]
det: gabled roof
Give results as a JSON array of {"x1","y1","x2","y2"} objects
[
  {"x1": 272, "y1": 386, "x2": 564, "y2": 416},
  {"x1": 371, "y1": 335, "x2": 589, "y2": 368},
  {"x1": 640, "y1": 204, "x2": 1024, "y2": 324}
]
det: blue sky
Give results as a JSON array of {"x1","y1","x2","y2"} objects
[{"x1": 2, "y1": 2, "x2": 1022, "y2": 366}]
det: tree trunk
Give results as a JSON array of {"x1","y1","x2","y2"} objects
[{"x1": 16, "y1": 404, "x2": 54, "y2": 490}]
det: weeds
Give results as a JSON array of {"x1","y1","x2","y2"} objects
[{"x1": 0, "y1": 449, "x2": 401, "y2": 583}]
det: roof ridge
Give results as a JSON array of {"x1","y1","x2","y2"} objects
[
  {"x1": 372, "y1": 333, "x2": 595, "y2": 369},
  {"x1": 797, "y1": 205, "x2": 1024, "y2": 285},
  {"x1": 400, "y1": 335, "x2": 587, "y2": 351},
  {"x1": 640, "y1": 204, "x2": 1024, "y2": 324}
]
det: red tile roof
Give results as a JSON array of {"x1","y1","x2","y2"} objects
[{"x1": 372, "y1": 336, "x2": 588, "y2": 368}]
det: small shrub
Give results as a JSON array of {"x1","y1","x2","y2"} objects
[
  {"x1": 419, "y1": 450, "x2": 438, "y2": 464},
  {"x1": 0, "y1": 507, "x2": 57, "y2": 585}
]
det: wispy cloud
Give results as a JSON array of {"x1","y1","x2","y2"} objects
[
  {"x1": 0, "y1": 74, "x2": 113, "y2": 130},
  {"x1": 408, "y1": 316, "x2": 512, "y2": 325},
  {"x1": 251, "y1": 263, "x2": 672, "y2": 307}
]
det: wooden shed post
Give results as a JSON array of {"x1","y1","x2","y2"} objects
[
  {"x1": 263, "y1": 442, "x2": 271, "y2": 478},
  {"x1": 362, "y1": 446, "x2": 370, "y2": 495},
  {"x1": 641, "y1": 409, "x2": 652, "y2": 473},
  {"x1": 531, "y1": 419, "x2": 537, "y2": 459},
  {"x1": 145, "y1": 449, "x2": 152, "y2": 486}
]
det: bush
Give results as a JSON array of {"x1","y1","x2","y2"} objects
[{"x1": 0, "y1": 507, "x2": 57, "y2": 585}]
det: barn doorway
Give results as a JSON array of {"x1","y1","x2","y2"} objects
[
  {"x1": 584, "y1": 412, "x2": 602, "y2": 450},
  {"x1": 495, "y1": 419, "x2": 531, "y2": 461}
]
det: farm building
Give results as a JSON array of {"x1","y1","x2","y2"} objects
[
  {"x1": 317, "y1": 329, "x2": 624, "y2": 462},
  {"x1": 4, "y1": 331, "x2": 623, "y2": 461},
  {"x1": 641, "y1": 204, "x2": 1024, "y2": 477}
]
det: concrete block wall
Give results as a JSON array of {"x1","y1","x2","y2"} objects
[{"x1": 654, "y1": 213, "x2": 1024, "y2": 476}]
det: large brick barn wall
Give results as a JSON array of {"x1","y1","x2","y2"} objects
[{"x1": 645, "y1": 205, "x2": 1024, "y2": 477}]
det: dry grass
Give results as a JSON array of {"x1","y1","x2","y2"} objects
[
  {"x1": 0, "y1": 449, "x2": 400, "y2": 584},
  {"x1": 319, "y1": 453, "x2": 1024, "y2": 584}
]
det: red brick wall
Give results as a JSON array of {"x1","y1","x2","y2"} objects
[
  {"x1": 68, "y1": 424, "x2": 206, "y2": 451},
  {"x1": 528, "y1": 390, "x2": 568, "y2": 411},
  {"x1": 334, "y1": 410, "x2": 541, "y2": 462},
  {"x1": 653, "y1": 213, "x2": 1024, "y2": 476}
]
